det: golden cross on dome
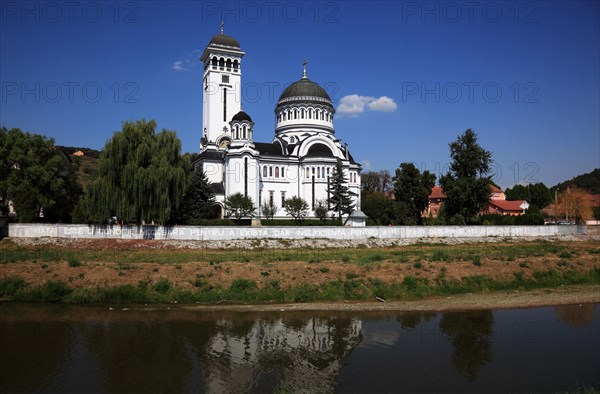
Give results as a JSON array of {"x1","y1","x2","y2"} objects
[{"x1": 220, "y1": 20, "x2": 224, "y2": 34}]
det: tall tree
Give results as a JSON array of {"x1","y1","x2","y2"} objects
[
  {"x1": 393, "y1": 162, "x2": 436, "y2": 224},
  {"x1": 75, "y1": 119, "x2": 188, "y2": 224},
  {"x1": 558, "y1": 186, "x2": 592, "y2": 223},
  {"x1": 224, "y1": 193, "x2": 255, "y2": 223},
  {"x1": 439, "y1": 129, "x2": 493, "y2": 222},
  {"x1": 327, "y1": 159, "x2": 355, "y2": 222},
  {"x1": 282, "y1": 196, "x2": 309, "y2": 223},
  {"x1": 177, "y1": 165, "x2": 216, "y2": 223},
  {"x1": 0, "y1": 127, "x2": 81, "y2": 222}
]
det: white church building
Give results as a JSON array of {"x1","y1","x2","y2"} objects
[{"x1": 196, "y1": 27, "x2": 362, "y2": 220}]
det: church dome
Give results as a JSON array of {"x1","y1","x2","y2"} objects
[
  {"x1": 277, "y1": 78, "x2": 332, "y2": 106},
  {"x1": 209, "y1": 33, "x2": 240, "y2": 48},
  {"x1": 232, "y1": 110, "x2": 252, "y2": 122}
]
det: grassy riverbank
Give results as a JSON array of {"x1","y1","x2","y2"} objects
[{"x1": 1, "y1": 238, "x2": 599, "y2": 305}]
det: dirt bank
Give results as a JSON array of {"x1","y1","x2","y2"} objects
[{"x1": 174, "y1": 284, "x2": 600, "y2": 312}]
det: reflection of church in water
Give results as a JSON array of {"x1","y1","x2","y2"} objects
[
  {"x1": 195, "y1": 25, "x2": 362, "y2": 218},
  {"x1": 201, "y1": 317, "x2": 362, "y2": 392}
]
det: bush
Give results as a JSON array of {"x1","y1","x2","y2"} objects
[
  {"x1": 153, "y1": 278, "x2": 172, "y2": 294},
  {"x1": 0, "y1": 277, "x2": 27, "y2": 296},
  {"x1": 68, "y1": 256, "x2": 81, "y2": 267}
]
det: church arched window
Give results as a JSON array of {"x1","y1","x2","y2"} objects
[
  {"x1": 219, "y1": 58, "x2": 225, "y2": 70},
  {"x1": 275, "y1": 167, "x2": 279, "y2": 178},
  {"x1": 301, "y1": 108, "x2": 305, "y2": 118},
  {"x1": 263, "y1": 166, "x2": 267, "y2": 177},
  {"x1": 294, "y1": 109, "x2": 298, "y2": 119},
  {"x1": 242, "y1": 125, "x2": 247, "y2": 139},
  {"x1": 226, "y1": 59, "x2": 232, "y2": 71},
  {"x1": 317, "y1": 167, "x2": 321, "y2": 178},
  {"x1": 281, "y1": 167, "x2": 285, "y2": 178},
  {"x1": 269, "y1": 166, "x2": 273, "y2": 177},
  {"x1": 233, "y1": 59, "x2": 239, "y2": 72},
  {"x1": 306, "y1": 168, "x2": 309, "y2": 178},
  {"x1": 283, "y1": 112, "x2": 287, "y2": 121}
]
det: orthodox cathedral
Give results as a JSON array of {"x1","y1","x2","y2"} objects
[{"x1": 196, "y1": 26, "x2": 362, "y2": 220}]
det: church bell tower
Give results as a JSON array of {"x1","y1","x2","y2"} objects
[{"x1": 199, "y1": 23, "x2": 245, "y2": 150}]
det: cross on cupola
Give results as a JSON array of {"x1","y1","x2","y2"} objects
[
  {"x1": 220, "y1": 20, "x2": 224, "y2": 34},
  {"x1": 302, "y1": 59, "x2": 308, "y2": 79}
]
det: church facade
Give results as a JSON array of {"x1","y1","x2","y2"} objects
[{"x1": 196, "y1": 28, "x2": 361, "y2": 219}]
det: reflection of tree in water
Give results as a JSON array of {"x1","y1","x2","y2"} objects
[
  {"x1": 81, "y1": 319, "x2": 221, "y2": 393},
  {"x1": 0, "y1": 320, "x2": 72, "y2": 392},
  {"x1": 555, "y1": 304, "x2": 597, "y2": 327},
  {"x1": 439, "y1": 311, "x2": 494, "y2": 383},
  {"x1": 396, "y1": 312, "x2": 436, "y2": 329}
]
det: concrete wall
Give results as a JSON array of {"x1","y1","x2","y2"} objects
[{"x1": 7, "y1": 223, "x2": 586, "y2": 241}]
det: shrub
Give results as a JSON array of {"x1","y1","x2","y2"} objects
[
  {"x1": 0, "y1": 277, "x2": 27, "y2": 297},
  {"x1": 68, "y1": 257, "x2": 81, "y2": 267},
  {"x1": 153, "y1": 278, "x2": 172, "y2": 294},
  {"x1": 319, "y1": 267, "x2": 330, "y2": 273},
  {"x1": 413, "y1": 261, "x2": 423, "y2": 269}
]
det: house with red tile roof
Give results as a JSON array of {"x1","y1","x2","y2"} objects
[
  {"x1": 486, "y1": 200, "x2": 530, "y2": 216},
  {"x1": 424, "y1": 184, "x2": 529, "y2": 218}
]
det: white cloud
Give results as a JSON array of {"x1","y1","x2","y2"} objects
[
  {"x1": 337, "y1": 94, "x2": 398, "y2": 116},
  {"x1": 172, "y1": 60, "x2": 187, "y2": 71},
  {"x1": 366, "y1": 96, "x2": 398, "y2": 112}
]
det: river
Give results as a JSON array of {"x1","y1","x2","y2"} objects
[{"x1": 1, "y1": 303, "x2": 598, "y2": 393}]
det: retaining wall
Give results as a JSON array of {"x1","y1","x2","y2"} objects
[{"x1": 7, "y1": 223, "x2": 586, "y2": 241}]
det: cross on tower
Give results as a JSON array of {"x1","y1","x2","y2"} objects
[{"x1": 302, "y1": 59, "x2": 308, "y2": 79}]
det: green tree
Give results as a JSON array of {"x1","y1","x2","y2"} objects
[
  {"x1": 224, "y1": 192, "x2": 255, "y2": 223},
  {"x1": 261, "y1": 200, "x2": 277, "y2": 220},
  {"x1": 528, "y1": 182, "x2": 552, "y2": 209},
  {"x1": 439, "y1": 129, "x2": 493, "y2": 222},
  {"x1": 505, "y1": 184, "x2": 529, "y2": 201},
  {"x1": 362, "y1": 192, "x2": 410, "y2": 225},
  {"x1": 177, "y1": 165, "x2": 216, "y2": 223},
  {"x1": 328, "y1": 159, "x2": 356, "y2": 223},
  {"x1": 75, "y1": 119, "x2": 188, "y2": 224},
  {"x1": 0, "y1": 127, "x2": 81, "y2": 222},
  {"x1": 283, "y1": 196, "x2": 309, "y2": 223},
  {"x1": 393, "y1": 162, "x2": 436, "y2": 224},
  {"x1": 314, "y1": 199, "x2": 329, "y2": 221}
]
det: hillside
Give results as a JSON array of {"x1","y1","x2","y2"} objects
[
  {"x1": 56, "y1": 146, "x2": 101, "y2": 190},
  {"x1": 552, "y1": 168, "x2": 600, "y2": 194}
]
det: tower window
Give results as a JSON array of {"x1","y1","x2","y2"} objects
[
  {"x1": 211, "y1": 57, "x2": 217, "y2": 69},
  {"x1": 233, "y1": 60, "x2": 239, "y2": 72},
  {"x1": 269, "y1": 166, "x2": 273, "y2": 177},
  {"x1": 294, "y1": 109, "x2": 297, "y2": 119},
  {"x1": 301, "y1": 108, "x2": 305, "y2": 118},
  {"x1": 317, "y1": 167, "x2": 321, "y2": 178},
  {"x1": 306, "y1": 168, "x2": 309, "y2": 178},
  {"x1": 281, "y1": 167, "x2": 285, "y2": 178},
  {"x1": 222, "y1": 75, "x2": 229, "y2": 83},
  {"x1": 219, "y1": 58, "x2": 225, "y2": 70},
  {"x1": 226, "y1": 59, "x2": 232, "y2": 71},
  {"x1": 275, "y1": 167, "x2": 279, "y2": 178},
  {"x1": 263, "y1": 166, "x2": 267, "y2": 177}
]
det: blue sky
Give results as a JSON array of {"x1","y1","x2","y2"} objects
[{"x1": 1, "y1": 0, "x2": 598, "y2": 189}]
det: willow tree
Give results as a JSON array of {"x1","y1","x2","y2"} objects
[{"x1": 76, "y1": 119, "x2": 189, "y2": 224}]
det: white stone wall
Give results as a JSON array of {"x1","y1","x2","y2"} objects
[{"x1": 7, "y1": 224, "x2": 586, "y2": 241}]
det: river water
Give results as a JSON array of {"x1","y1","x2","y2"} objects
[{"x1": 1, "y1": 303, "x2": 598, "y2": 393}]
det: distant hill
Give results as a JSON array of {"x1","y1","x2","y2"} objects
[
  {"x1": 57, "y1": 146, "x2": 101, "y2": 159},
  {"x1": 56, "y1": 146, "x2": 101, "y2": 190},
  {"x1": 552, "y1": 168, "x2": 600, "y2": 194}
]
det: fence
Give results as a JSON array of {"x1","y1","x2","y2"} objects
[{"x1": 7, "y1": 223, "x2": 586, "y2": 241}]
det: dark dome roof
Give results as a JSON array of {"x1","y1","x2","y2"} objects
[
  {"x1": 277, "y1": 78, "x2": 332, "y2": 105},
  {"x1": 209, "y1": 33, "x2": 240, "y2": 48},
  {"x1": 232, "y1": 110, "x2": 252, "y2": 122},
  {"x1": 305, "y1": 143, "x2": 335, "y2": 158}
]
